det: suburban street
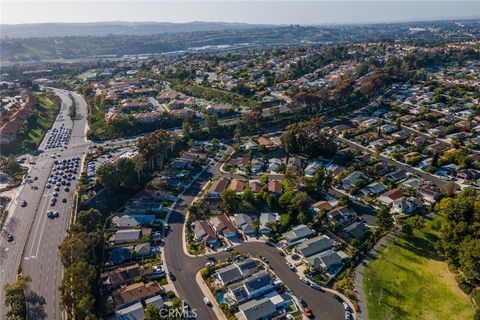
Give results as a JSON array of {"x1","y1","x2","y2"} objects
[
  {"x1": 163, "y1": 160, "x2": 346, "y2": 320},
  {"x1": 0, "y1": 89, "x2": 89, "y2": 320}
]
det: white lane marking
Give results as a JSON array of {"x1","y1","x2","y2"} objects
[{"x1": 28, "y1": 190, "x2": 50, "y2": 257}]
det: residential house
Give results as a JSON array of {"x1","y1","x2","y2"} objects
[
  {"x1": 227, "y1": 271, "x2": 275, "y2": 303},
  {"x1": 311, "y1": 200, "x2": 333, "y2": 213},
  {"x1": 192, "y1": 220, "x2": 218, "y2": 245},
  {"x1": 257, "y1": 137, "x2": 276, "y2": 150},
  {"x1": 234, "y1": 214, "x2": 255, "y2": 236},
  {"x1": 359, "y1": 182, "x2": 387, "y2": 196},
  {"x1": 113, "y1": 215, "x2": 156, "y2": 228},
  {"x1": 304, "y1": 161, "x2": 323, "y2": 176},
  {"x1": 259, "y1": 212, "x2": 279, "y2": 236},
  {"x1": 207, "y1": 177, "x2": 230, "y2": 198},
  {"x1": 392, "y1": 198, "x2": 421, "y2": 214},
  {"x1": 341, "y1": 171, "x2": 365, "y2": 190},
  {"x1": 210, "y1": 214, "x2": 237, "y2": 238},
  {"x1": 401, "y1": 178, "x2": 424, "y2": 189},
  {"x1": 229, "y1": 179, "x2": 246, "y2": 193},
  {"x1": 287, "y1": 156, "x2": 302, "y2": 169},
  {"x1": 340, "y1": 221, "x2": 369, "y2": 240},
  {"x1": 268, "y1": 158, "x2": 283, "y2": 172},
  {"x1": 112, "y1": 282, "x2": 162, "y2": 309},
  {"x1": 417, "y1": 185, "x2": 440, "y2": 204},
  {"x1": 267, "y1": 180, "x2": 283, "y2": 195},
  {"x1": 327, "y1": 206, "x2": 355, "y2": 228},
  {"x1": 111, "y1": 229, "x2": 142, "y2": 245},
  {"x1": 102, "y1": 263, "x2": 141, "y2": 289},
  {"x1": 378, "y1": 188, "x2": 405, "y2": 205},
  {"x1": 384, "y1": 169, "x2": 408, "y2": 183},
  {"x1": 206, "y1": 103, "x2": 232, "y2": 115},
  {"x1": 248, "y1": 180, "x2": 263, "y2": 193},
  {"x1": 115, "y1": 302, "x2": 145, "y2": 320},
  {"x1": 296, "y1": 235, "x2": 333, "y2": 258},
  {"x1": 238, "y1": 297, "x2": 277, "y2": 320},
  {"x1": 305, "y1": 249, "x2": 343, "y2": 273},
  {"x1": 284, "y1": 224, "x2": 313, "y2": 246},
  {"x1": 215, "y1": 258, "x2": 259, "y2": 286}
]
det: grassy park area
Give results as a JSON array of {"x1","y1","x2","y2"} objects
[
  {"x1": 363, "y1": 217, "x2": 475, "y2": 320},
  {"x1": 2, "y1": 92, "x2": 60, "y2": 155}
]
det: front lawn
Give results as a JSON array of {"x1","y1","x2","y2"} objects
[{"x1": 363, "y1": 217, "x2": 475, "y2": 320}]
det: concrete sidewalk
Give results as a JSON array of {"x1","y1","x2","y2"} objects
[{"x1": 354, "y1": 232, "x2": 396, "y2": 320}]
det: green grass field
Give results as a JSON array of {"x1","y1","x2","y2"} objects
[{"x1": 364, "y1": 217, "x2": 475, "y2": 320}]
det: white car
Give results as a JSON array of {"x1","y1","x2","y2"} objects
[
  {"x1": 224, "y1": 245, "x2": 233, "y2": 252},
  {"x1": 345, "y1": 311, "x2": 351, "y2": 320},
  {"x1": 203, "y1": 297, "x2": 212, "y2": 306},
  {"x1": 205, "y1": 261, "x2": 215, "y2": 267},
  {"x1": 343, "y1": 302, "x2": 350, "y2": 311},
  {"x1": 300, "y1": 277, "x2": 310, "y2": 285}
]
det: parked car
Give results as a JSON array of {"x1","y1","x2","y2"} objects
[
  {"x1": 310, "y1": 283, "x2": 323, "y2": 291},
  {"x1": 299, "y1": 297, "x2": 307, "y2": 308},
  {"x1": 203, "y1": 297, "x2": 212, "y2": 306},
  {"x1": 343, "y1": 302, "x2": 350, "y2": 311},
  {"x1": 304, "y1": 308, "x2": 313, "y2": 319},
  {"x1": 286, "y1": 262, "x2": 296, "y2": 271}
]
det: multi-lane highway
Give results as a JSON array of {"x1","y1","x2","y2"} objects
[
  {"x1": 163, "y1": 161, "x2": 346, "y2": 320},
  {"x1": 0, "y1": 88, "x2": 89, "y2": 320}
]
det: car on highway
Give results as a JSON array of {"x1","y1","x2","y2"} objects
[
  {"x1": 203, "y1": 297, "x2": 212, "y2": 306},
  {"x1": 5, "y1": 233, "x2": 14, "y2": 242},
  {"x1": 20, "y1": 200, "x2": 27, "y2": 207}
]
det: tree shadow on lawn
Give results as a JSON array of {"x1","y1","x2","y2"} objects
[{"x1": 394, "y1": 233, "x2": 443, "y2": 261}]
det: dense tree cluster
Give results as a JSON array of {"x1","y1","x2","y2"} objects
[
  {"x1": 58, "y1": 209, "x2": 104, "y2": 319},
  {"x1": 281, "y1": 117, "x2": 337, "y2": 158},
  {"x1": 435, "y1": 189, "x2": 480, "y2": 282},
  {"x1": 4, "y1": 276, "x2": 30, "y2": 320}
]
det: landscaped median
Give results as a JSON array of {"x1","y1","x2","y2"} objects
[{"x1": 363, "y1": 217, "x2": 475, "y2": 320}]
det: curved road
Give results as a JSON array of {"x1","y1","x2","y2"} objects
[{"x1": 164, "y1": 164, "x2": 345, "y2": 320}]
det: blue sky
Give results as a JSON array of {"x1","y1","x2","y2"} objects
[{"x1": 2, "y1": 1, "x2": 479, "y2": 25}]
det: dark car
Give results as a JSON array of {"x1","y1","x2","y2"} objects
[
  {"x1": 62, "y1": 198, "x2": 67, "y2": 203},
  {"x1": 20, "y1": 200, "x2": 27, "y2": 207},
  {"x1": 168, "y1": 272, "x2": 176, "y2": 281},
  {"x1": 299, "y1": 297, "x2": 307, "y2": 308}
]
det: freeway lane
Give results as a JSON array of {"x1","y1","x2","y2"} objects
[
  {"x1": 20, "y1": 89, "x2": 90, "y2": 320},
  {"x1": 0, "y1": 88, "x2": 89, "y2": 320},
  {"x1": 163, "y1": 162, "x2": 345, "y2": 320}
]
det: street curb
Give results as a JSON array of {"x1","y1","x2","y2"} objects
[{"x1": 195, "y1": 271, "x2": 228, "y2": 320}]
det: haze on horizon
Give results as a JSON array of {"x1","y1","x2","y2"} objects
[{"x1": 1, "y1": 1, "x2": 479, "y2": 26}]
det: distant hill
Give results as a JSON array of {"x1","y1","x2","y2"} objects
[{"x1": 0, "y1": 21, "x2": 271, "y2": 38}]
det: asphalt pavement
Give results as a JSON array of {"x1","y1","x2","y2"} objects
[
  {"x1": 0, "y1": 89, "x2": 89, "y2": 320},
  {"x1": 163, "y1": 161, "x2": 346, "y2": 320}
]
